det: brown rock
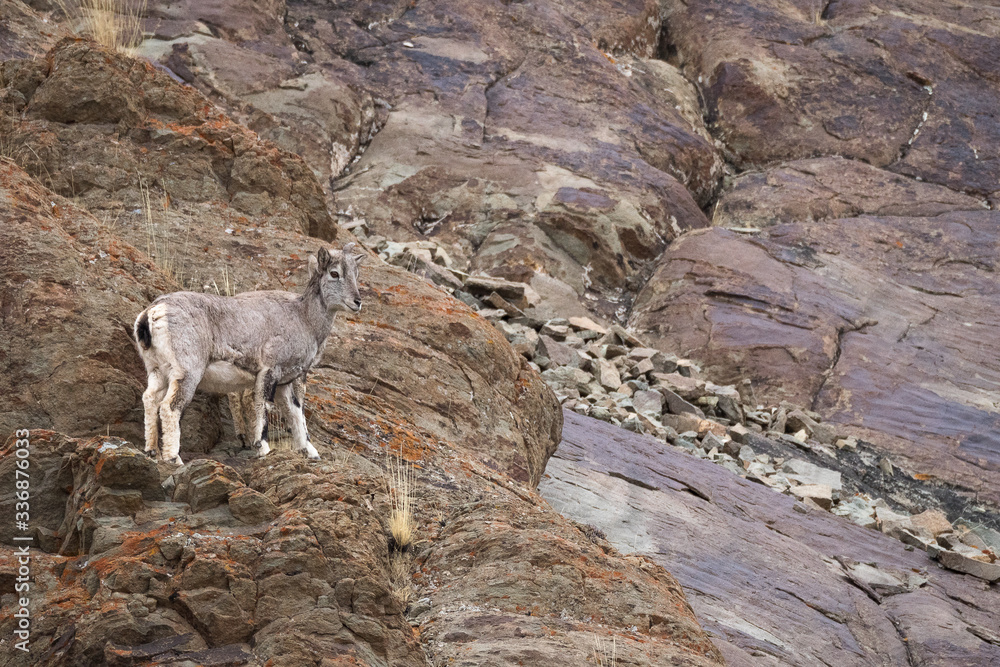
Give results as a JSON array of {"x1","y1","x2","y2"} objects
[
  {"x1": 593, "y1": 358, "x2": 622, "y2": 391},
  {"x1": 663, "y1": 0, "x2": 1000, "y2": 200},
  {"x1": 910, "y1": 510, "x2": 953, "y2": 539},
  {"x1": 790, "y1": 484, "x2": 833, "y2": 510},
  {"x1": 714, "y1": 157, "x2": 986, "y2": 230}
]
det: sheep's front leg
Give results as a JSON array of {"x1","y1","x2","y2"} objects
[
  {"x1": 276, "y1": 377, "x2": 319, "y2": 460},
  {"x1": 251, "y1": 369, "x2": 276, "y2": 457}
]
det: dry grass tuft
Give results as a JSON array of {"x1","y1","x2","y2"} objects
[
  {"x1": 53, "y1": 0, "x2": 147, "y2": 54},
  {"x1": 384, "y1": 447, "x2": 415, "y2": 550},
  {"x1": 386, "y1": 551, "x2": 413, "y2": 606},
  {"x1": 140, "y1": 177, "x2": 185, "y2": 284},
  {"x1": 212, "y1": 265, "x2": 237, "y2": 297},
  {"x1": 593, "y1": 634, "x2": 617, "y2": 666}
]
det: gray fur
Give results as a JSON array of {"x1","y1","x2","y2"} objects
[{"x1": 133, "y1": 244, "x2": 364, "y2": 464}]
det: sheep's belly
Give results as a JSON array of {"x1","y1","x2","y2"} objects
[{"x1": 199, "y1": 362, "x2": 255, "y2": 394}]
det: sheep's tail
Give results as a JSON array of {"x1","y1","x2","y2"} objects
[{"x1": 134, "y1": 310, "x2": 152, "y2": 350}]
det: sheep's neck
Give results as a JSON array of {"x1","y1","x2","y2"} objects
[{"x1": 300, "y1": 287, "x2": 337, "y2": 345}]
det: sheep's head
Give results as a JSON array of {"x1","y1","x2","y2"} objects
[{"x1": 309, "y1": 242, "x2": 365, "y2": 313}]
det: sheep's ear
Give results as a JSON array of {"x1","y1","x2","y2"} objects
[
  {"x1": 342, "y1": 242, "x2": 357, "y2": 255},
  {"x1": 351, "y1": 251, "x2": 366, "y2": 264},
  {"x1": 307, "y1": 253, "x2": 319, "y2": 279},
  {"x1": 315, "y1": 247, "x2": 332, "y2": 270}
]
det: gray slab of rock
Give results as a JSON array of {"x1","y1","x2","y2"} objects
[
  {"x1": 657, "y1": 386, "x2": 703, "y2": 416},
  {"x1": 538, "y1": 334, "x2": 580, "y2": 368},
  {"x1": 540, "y1": 366, "x2": 593, "y2": 393},
  {"x1": 633, "y1": 390, "x2": 664, "y2": 419},
  {"x1": 727, "y1": 423, "x2": 751, "y2": 444},
  {"x1": 833, "y1": 496, "x2": 877, "y2": 529},
  {"x1": 790, "y1": 484, "x2": 833, "y2": 510},
  {"x1": 593, "y1": 358, "x2": 622, "y2": 391},
  {"x1": 650, "y1": 372, "x2": 705, "y2": 400},
  {"x1": 938, "y1": 551, "x2": 1000, "y2": 582},
  {"x1": 632, "y1": 357, "x2": 655, "y2": 376},
  {"x1": 782, "y1": 459, "x2": 842, "y2": 491}
]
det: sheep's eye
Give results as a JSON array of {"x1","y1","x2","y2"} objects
[{"x1": 329, "y1": 270, "x2": 340, "y2": 280}]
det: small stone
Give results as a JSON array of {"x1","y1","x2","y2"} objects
[
  {"x1": 727, "y1": 423, "x2": 751, "y2": 444},
  {"x1": 879, "y1": 457, "x2": 894, "y2": 476},
  {"x1": 656, "y1": 387, "x2": 703, "y2": 416},
  {"x1": 593, "y1": 358, "x2": 622, "y2": 391},
  {"x1": 632, "y1": 390, "x2": 664, "y2": 418},
  {"x1": 621, "y1": 415, "x2": 645, "y2": 433},
  {"x1": 538, "y1": 335, "x2": 580, "y2": 368},
  {"x1": 632, "y1": 358, "x2": 655, "y2": 376},
  {"x1": 649, "y1": 372, "x2": 705, "y2": 400},
  {"x1": 876, "y1": 506, "x2": 914, "y2": 539},
  {"x1": 702, "y1": 432, "x2": 728, "y2": 453},
  {"x1": 540, "y1": 322, "x2": 571, "y2": 339},
  {"x1": 616, "y1": 383, "x2": 634, "y2": 397},
  {"x1": 909, "y1": 509, "x2": 953, "y2": 538},
  {"x1": 568, "y1": 316, "x2": 608, "y2": 334},
  {"x1": 790, "y1": 484, "x2": 833, "y2": 510},
  {"x1": 938, "y1": 550, "x2": 1000, "y2": 582},
  {"x1": 782, "y1": 459, "x2": 842, "y2": 490},
  {"x1": 835, "y1": 436, "x2": 858, "y2": 450}
]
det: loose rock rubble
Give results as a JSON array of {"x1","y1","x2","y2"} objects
[{"x1": 372, "y1": 241, "x2": 1000, "y2": 582}]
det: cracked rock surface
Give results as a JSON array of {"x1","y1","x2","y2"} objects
[{"x1": 541, "y1": 411, "x2": 1000, "y2": 666}]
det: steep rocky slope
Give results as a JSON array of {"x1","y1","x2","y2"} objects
[
  {"x1": 2, "y1": 0, "x2": 1000, "y2": 663},
  {"x1": 109, "y1": 0, "x2": 1000, "y2": 500},
  {"x1": 0, "y1": 32, "x2": 721, "y2": 666}
]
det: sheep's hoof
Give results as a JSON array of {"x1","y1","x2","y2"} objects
[
  {"x1": 304, "y1": 444, "x2": 320, "y2": 460},
  {"x1": 163, "y1": 455, "x2": 183, "y2": 466},
  {"x1": 254, "y1": 440, "x2": 270, "y2": 457}
]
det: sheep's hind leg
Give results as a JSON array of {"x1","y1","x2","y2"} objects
[
  {"x1": 159, "y1": 373, "x2": 198, "y2": 465},
  {"x1": 277, "y1": 379, "x2": 319, "y2": 460},
  {"x1": 251, "y1": 369, "x2": 276, "y2": 457},
  {"x1": 142, "y1": 371, "x2": 167, "y2": 458}
]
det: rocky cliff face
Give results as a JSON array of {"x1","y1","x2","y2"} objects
[
  {"x1": 0, "y1": 21, "x2": 720, "y2": 667},
  {"x1": 2, "y1": 0, "x2": 1000, "y2": 663}
]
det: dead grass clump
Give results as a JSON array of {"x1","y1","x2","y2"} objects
[
  {"x1": 593, "y1": 634, "x2": 617, "y2": 666},
  {"x1": 384, "y1": 447, "x2": 415, "y2": 550},
  {"x1": 52, "y1": 0, "x2": 147, "y2": 54},
  {"x1": 383, "y1": 446, "x2": 416, "y2": 605}
]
